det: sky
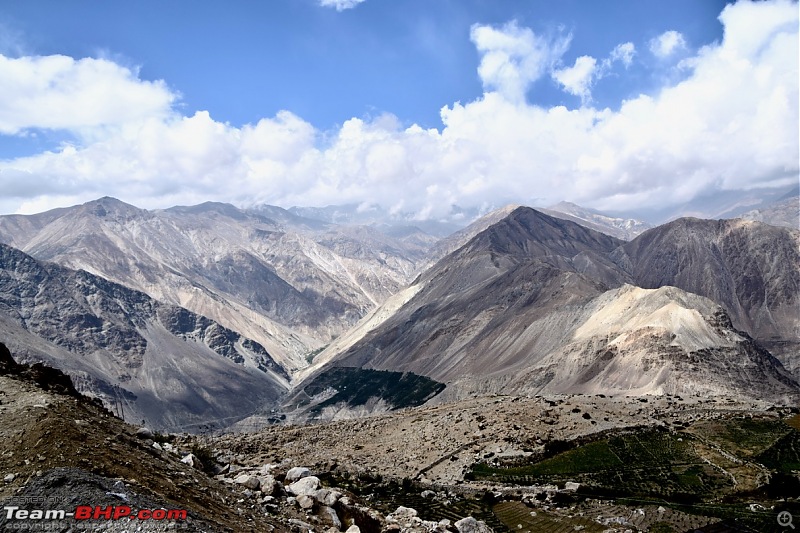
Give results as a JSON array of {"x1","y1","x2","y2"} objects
[{"x1": 0, "y1": 0, "x2": 797, "y2": 221}]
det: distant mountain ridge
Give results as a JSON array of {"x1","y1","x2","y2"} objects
[
  {"x1": 0, "y1": 243, "x2": 287, "y2": 431},
  {"x1": 0, "y1": 198, "x2": 797, "y2": 429},
  {"x1": 540, "y1": 201, "x2": 653, "y2": 240},
  {"x1": 0, "y1": 197, "x2": 433, "y2": 372}
]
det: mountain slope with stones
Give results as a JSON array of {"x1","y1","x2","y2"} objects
[
  {"x1": 289, "y1": 208, "x2": 799, "y2": 419},
  {"x1": 0, "y1": 243, "x2": 287, "y2": 431},
  {"x1": 0, "y1": 197, "x2": 433, "y2": 373}
]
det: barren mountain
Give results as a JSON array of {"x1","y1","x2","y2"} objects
[
  {"x1": 0, "y1": 243, "x2": 287, "y2": 431},
  {"x1": 291, "y1": 208, "x2": 798, "y2": 418},
  {"x1": 611, "y1": 217, "x2": 800, "y2": 373},
  {"x1": 539, "y1": 201, "x2": 653, "y2": 240},
  {"x1": 740, "y1": 192, "x2": 799, "y2": 230},
  {"x1": 0, "y1": 197, "x2": 431, "y2": 371}
]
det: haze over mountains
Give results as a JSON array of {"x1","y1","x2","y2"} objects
[{"x1": 0, "y1": 197, "x2": 797, "y2": 430}]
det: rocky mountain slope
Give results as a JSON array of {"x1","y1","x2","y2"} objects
[
  {"x1": 0, "y1": 347, "x2": 277, "y2": 532},
  {"x1": 0, "y1": 243, "x2": 287, "y2": 431},
  {"x1": 740, "y1": 190, "x2": 799, "y2": 230},
  {"x1": 539, "y1": 201, "x2": 653, "y2": 240},
  {"x1": 612, "y1": 217, "x2": 800, "y2": 372},
  {"x1": 292, "y1": 208, "x2": 798, "y2": 417},
  {"x1": 1, "y1": 342, "x2": 505, "y2": 532},
  {"x1": 0, "y1": 197, "x2": 433, "y2": 372}
]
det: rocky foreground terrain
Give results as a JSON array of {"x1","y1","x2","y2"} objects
[{"x1": 3, "y1": 342, "x2": 797, "y2": 532}]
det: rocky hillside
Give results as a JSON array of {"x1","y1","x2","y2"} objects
[
  {"x1": 0, "y1": 197, "x2": 434, "y2": 371},
  {"x1": 0, "y1": 243, "x2": 287, "y2": 431},
  {"x1": 612, "y1": 217, "x2": 800, "y2": 372},
  {"x1": 293, "y1": 208, "x2": 799, "y2": 416},
  {"x1": 1, "y1": 342, "x2": 505, "y2": 532},
  {"x1": 540, "y1": 201, "x2": 653, "y2": 240},
  {"x1": 740, "y1": 191, "x2": 799, "y2": 230}
]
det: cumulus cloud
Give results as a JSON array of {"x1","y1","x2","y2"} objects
[
  {"x1": 649, "y1": 30, "x2": 687, "y2": 58},
  {"x1": 0, "y1": 54, "x2": 175, "y2": 135},
  {"x1": 552, "y1": 56, "x2": 598, "y2": 104},
  {"x1": 552, "y1": 42, "x2": 635, "y2": 104},
  {"x1": 319, "y1": 0, "x2": 366, "y2": 11},
  {"x1": 0, "y1": 0, "x2": 796, "y2": 221},
  {"x1": 610, "y1": 42, "x2": 635, "y2": 67},
  {"x1": 469, "y1": 21, "x2": 571, "y2": 103}
]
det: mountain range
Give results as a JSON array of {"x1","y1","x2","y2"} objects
[
  {"x1": 291, "y1": 207, "x2": 798, "y2": 420},
  {"x1": 0, "y1": 198, "x2": 797, "y2": 430}
]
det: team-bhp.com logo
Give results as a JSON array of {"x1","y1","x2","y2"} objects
[{"x1": 4, "y1": 505, "x2": 188, "y2": 521}]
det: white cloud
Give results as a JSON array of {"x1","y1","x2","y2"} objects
[
  {"x1": 649, "y1": 30, "x2": 687, "y2": 58},
  {"x1": 0, "y1": 54, "x2": 175, "y2": 135},
  {"x1": 469, "y1": 21, "x2": 571, "y2": 103},
  {"x1": 319, "y1": 0, "x2": 366, "y2": 11},
  {"x1": 610, "y1": 42, "x2": 635, "y2": 67},
  {"x1": 552, "y1": 55, "x2": 598, "y2": 104},
  {"x1": 0, "y1": 0, "x2": 796, "y2": 222}
]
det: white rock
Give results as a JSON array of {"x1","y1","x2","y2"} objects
[
  {"x1": 322, "y1": 489, "x2": 342, "y2": 507},
  {"x1": 564, "y1": 481, "x2": 580, "y2": 491},
  {"x1": 135, "y1": 427, "x2": 153, "y2": 439},
  {"x1": 285, "y1": 466, "x2": 311, "y2": 483},
  {"x1": 297, "y1": 494, "x2": 315, "y2": 509},
  {"x1": 233, "y1": 474, "x2": 260, "y2": 491},
  {"x1": 387, "y1": 506, "x2": 418, "y2": 523},
  {"x1": 3, "y1": 474, "x2": 15, "y2": 482},
  {"x1": 345, "y1": 526, "x2": 361, "y2": 533},
  {"x1": 288, "y1": 476, "x2": 321, "y2": 497},
  {"x1": 455, "y1": 516, "x2": 493, "y2": 533},
  {"x1": 180, "y1": 453, "x2": 198, "y2": 468},
  {"x1": 258, "y1": 475, "x2": 277, "y2": 494}
]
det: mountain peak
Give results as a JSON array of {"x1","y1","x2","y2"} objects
[{"x1": 78, "y1": 196, "x2": 144, "y2": 219}]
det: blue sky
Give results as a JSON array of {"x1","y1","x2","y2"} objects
[{"x1": 0, "y1": 0, "x2": 797, "y2": 220}]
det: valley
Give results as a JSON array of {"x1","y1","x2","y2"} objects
[{"x1": 0, "y1": 197, "x2": 797, "y2": 531}]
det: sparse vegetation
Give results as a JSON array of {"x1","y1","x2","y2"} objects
[
  {"x1": 304, "y1": 345, "x2": 327, "y2": 364},
  {"x1": 302, "y1": 367, "x2": 446, "y2": 413}
]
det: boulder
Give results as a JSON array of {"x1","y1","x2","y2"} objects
[
  {"x1": 257, "y1": 475, "x2": 278, "y2": 495},
  {"x1": 135, "y1": 427, "x2": 154, "y2": 439},
  {"x1": 285, "y1": 466, "x2": 311, "y2": 483},
  {"x1": 319, "y1": 505, "x2": 342, "y2": 529},
  {"x1": 455, "y1": 517, "x2": 492, "y2": 533},
  {"x1": 180, "y1": 453, "x2": 198, "y2": 468},
  {"x1": 288, "y1": 476, "x2": 321, "y2": 497},
  {"x1": 297, "y1": 494, "x2": 315, "y2": 509},
  {"x1": 233, "y1": 474, "x2": 261, "y2": 491}
]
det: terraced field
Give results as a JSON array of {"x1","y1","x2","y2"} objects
[
  {"x1": 493, "y1": 501, "x2": 606, "y2": 533},
  {"x1": 473, "y1": 428, "x2": 731, "y2": 500},
  {"x1": 469, "y1": 416, "x2": 800, "y2": 532}
]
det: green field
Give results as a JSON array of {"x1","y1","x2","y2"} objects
[
  {"x1": 472, "y1": 428, "x2": 729, "y2": 500},
  {"x1": 468, "y1": 417, "x2": 800, "y2": 531}
]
